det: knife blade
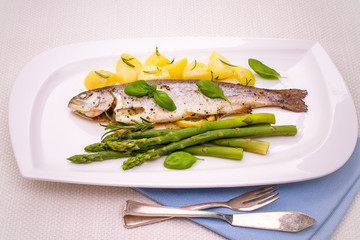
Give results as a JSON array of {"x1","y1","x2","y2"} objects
[{"x1": 124, "y1": 200, "x2": 316, "y2": 232}]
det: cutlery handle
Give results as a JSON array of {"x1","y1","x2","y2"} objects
[
  {"x1": 124, "y1": 201, "x2": 226, "y2": 228},
  {"x1": 124, "y1": 201, "x2": 317, "y2": 232},
  {"x1": 124, "y1": 200, "x2": 227, "y2": 221}
]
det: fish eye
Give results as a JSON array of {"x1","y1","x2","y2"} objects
[
  {"x1": 79, "y1": 92, "x2": 93, "y2": 99},
  {"x1": 79, "y1": 93, "x2": 87, "y2": 99}
]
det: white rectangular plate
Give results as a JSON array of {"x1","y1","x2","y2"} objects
[{"x1": 9, "y1": 37, "x2": 358, "y2": 188}]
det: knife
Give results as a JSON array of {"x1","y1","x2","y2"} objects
[{"x1": 124, "y1": 200, "x2": 316, "y2": 232}]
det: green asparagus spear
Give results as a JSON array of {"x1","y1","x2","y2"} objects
[
  {"x1": 242, "y1": 123, "x2": 271, "y2": 128},
  {"x1": 183, "y1": 145, "x2": 243, "y2": 160},
  {"x1": 102, "y1": 123, "x2": 271, "y2": 143},
  {"x1": 211, "y1": 138, "x2": 270, "y2": 155},
  {"x1": 70, "y1": 143, "x2": 168, "y2": 163},
  {"x1": 102, "y1": 129, "x2": 176, "y2": 142},
  {"x1": 86, "y1": 114, "x2": 274, "y2": 151},
  {"x1": 70, "y1": 145, "x2": 242, "y2": 164},
  {"x1": 68, "y1": 151, "x2": 131, "y2": 164},
  {"x1": 121, "y1": 125, "x2": 297, "y2": 170},
  {"x1": 80, "y1": 139, "x2": 266, "y2": 162},
  {"x1": 85, "y1": 143, "x2": 110, "y2": 152},
  {"x1": 85, "y1": 141, "x2": 168, "y2": 153},
  {"x1": 105, "y1": 113, "x2": 276, "y2": 152}
]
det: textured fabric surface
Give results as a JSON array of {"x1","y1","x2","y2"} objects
[
  {"x1": 136, "y1": 138, "x2": 360, "y2": 240},
  {"x1": 1, "y1": 0, "x2": 360, "y2": 239}
]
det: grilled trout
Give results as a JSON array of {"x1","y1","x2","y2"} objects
[{"x1": 68, "y1": 80, "x2": 307, "y2": 124}]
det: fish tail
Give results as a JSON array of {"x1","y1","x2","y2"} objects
[{"x1": 276, "y1": 89, "x2": 308, "y2": 112}]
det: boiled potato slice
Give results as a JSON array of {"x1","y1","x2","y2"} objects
[
  {"x1": 208, "y1": 51, "x2": 236, "y2": 79},
  {"x1": 216, "y1": 74, "x2": 239, "y2": 84},
  {"x1": 116, "y1": 54, "x2": 143, "y2": 84},
  {"x1": 84, "y1": 70, "x2": 118, "y2": 90},
  {"x1": 163, "y1": 58, "x2": 188, "y2": 79},
  {"x1": 138, "y1": 65, "x2": 171, "y2": 80},
  {"x1": 175, "y1": 116, "x2": 216, "y2": 128},
  {"x1": 144, "y1": 47, "x2": 170, "y2": 67},
  {"x1": 234, "y1": 67, "x2": 255, "y2": 86},
  {"x1": 183, "y1": 61, "x2": 212, "y2": 80}
]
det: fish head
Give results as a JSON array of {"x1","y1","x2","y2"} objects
[{"x1": 68, "y1": 89, "x2": 114, "y2": 119}]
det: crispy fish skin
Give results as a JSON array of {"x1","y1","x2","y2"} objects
[{"x1": 68, "y1": 80, "x2": 307, "y2": 123}]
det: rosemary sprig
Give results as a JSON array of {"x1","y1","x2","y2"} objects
[
  {"x1": 100, "y1": 111, "x2": 154, "y2": 140},
  {"x1": 191, "y1": 60, "x2": 197, "y2": 70},
  {"x1": 143, "y1": 66, "x2": 162, "y2": 74},
  {"x1": 95, "y1": 71, "x2": 109, "y2": 78},
  {"x1": 210, "y1": 71, "x2": 219, "y2": 80},
  {"x1": 155, "y1": 46, "x2": 160, "y2": 56},
  {"x1": 121, "y1": 56, "x2": 135, "y2": 68},
  {"x1": 245, "y1": 78, "x2": 252, "y2": 86},
  {"x1": 220, "y1": 59, "x2": 237, "y2": 67}
]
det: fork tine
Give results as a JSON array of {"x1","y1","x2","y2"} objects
[
  {"x1": 240, "y1": 193, "x2": 280, "y2": 211},
  {"x1": 239, "y1": 185, "x2": 277, "y2": 202},
  {"x1": 254, "y1": 185, "x2": 277, "y2": 196},
  {"x1": 250, "y1": 195, "x2": 280, "y2": 211},
  {"x1": 244, "y1": 188, "x2": 277, "y2": 203},
  {"x1": 255, "y1": 185, "x2": 276, "y2": 192},
  {"x1": 256, "y1": 192, "x2": 280, "y2": 204}
]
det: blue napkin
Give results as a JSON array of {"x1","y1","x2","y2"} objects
[{"x1": 134, "y1": 138, "x2": 360, "y2": 240}]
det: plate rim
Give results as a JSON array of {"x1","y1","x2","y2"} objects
[{"x1": 9, "y1": 37, "x2": 358, "y2": 188}]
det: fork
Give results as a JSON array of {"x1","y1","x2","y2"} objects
[
  {"x1": 124, "y1": 201, "x2": 316, "y2": 232},
  {"x1": 124, "y1": 185, "x2": 279, "y2": 228}
]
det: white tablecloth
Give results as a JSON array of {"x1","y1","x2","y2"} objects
[{"x1": 1, "y1": 0, "x2": 360, "y2": 239}]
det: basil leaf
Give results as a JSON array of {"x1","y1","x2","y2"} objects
[
  {"x1": 248, "y1": 58, "x2": 282, "y2": 79},
  {"x1": 196, "y1": 80, "x2": 231, "y2": 104},
  {"x1": 147, "y1": 84, "x2": 158, "y2": 98},
  {"x1": 151, "y1": 84, "x2": 157, "y2": 92},
  {"x1": 124, "y1": 80, "x2": 155, "y2": 97},
  {"x1": 164, "y1": 151, "x2": 202, "y2": 170},
  {"x1": 124, "y1": 81, "x2": 176, "y2": 111},
  {"x1": 153, "y1": 90, "x2": 177, "y2": 111}
]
